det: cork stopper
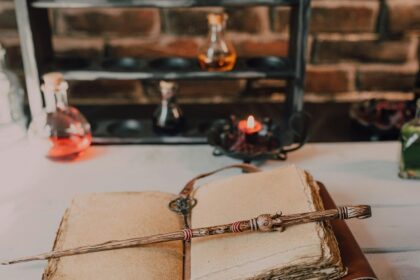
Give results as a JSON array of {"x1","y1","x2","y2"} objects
[
  {"x1": 207, "y1": 13, "x2": 227, "y2": 25},
  {"x1": 43, "y1": 72, "x2": 64, "y2": 87},
  {"x1": 159, "y1": 80, "x2": 178, "y2": 100},
  {"x1": 42, "y1": 72, "x2": 68, "y2": 93}
]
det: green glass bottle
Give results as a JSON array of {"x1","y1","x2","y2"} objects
[{"x1": 399, "y1": 99, "x2": 420, "y2": 179}]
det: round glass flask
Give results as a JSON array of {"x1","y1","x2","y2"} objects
[
  {"x1": 198, "y1": 13, "x2": 237, "y2": 72},
  {"x1": 28, "y1": 73, "x2": 91, "y2": 160}
]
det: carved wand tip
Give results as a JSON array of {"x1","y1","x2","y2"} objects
[{"x1": 340, "y1": 205, "x2": 371, "y2": 220}]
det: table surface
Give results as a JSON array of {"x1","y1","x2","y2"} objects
[{"x1": 0, "y1": 140, "x2": 419, "y2": 279}]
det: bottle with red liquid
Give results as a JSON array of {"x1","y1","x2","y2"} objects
[{"x1": 28, "y1": 72, "x2": 91, "y2": 160}]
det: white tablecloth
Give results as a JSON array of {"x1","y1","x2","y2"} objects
[{"x1": 0, "y1": 140, "x2": 419, "y2": 279}]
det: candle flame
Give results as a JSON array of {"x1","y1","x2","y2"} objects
[{"x1": 246, "y1": 115, "x2": 255, "y2": 129}]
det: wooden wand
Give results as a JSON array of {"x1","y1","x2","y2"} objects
[{"x1": 1, "y1": 205, "x2": 371, "y2": 265}]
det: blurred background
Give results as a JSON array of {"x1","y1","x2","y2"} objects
[{"x1": 1, "y1": 0, "x2": 419, "y2": 142}]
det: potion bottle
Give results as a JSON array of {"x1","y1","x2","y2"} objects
[
  {"x1": 0, "y1": 43, "x2": 26, "y2": 147},
  {"x1": 28, "y1": 72, "x2": 91, "y2": 160},
  {"x1": 198, "y1": 13, "x2": 237, "y2": 72},
  {"x1": 399, "y1": 99, "x2": 420, "y2": 179},
  {"x1": 153, "y1": 81, "x2": 184, "y2": 135}
]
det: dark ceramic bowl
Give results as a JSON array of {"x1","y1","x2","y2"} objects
[
  {"x1": 107, "y1": 119, "x2": 144, "y2": 137},
  {"x1": 149, "y1": 57, "x2": 192, "y2": 71},
  {"x1": 246, "y1": 56, "x2": 287, "y2": 71},
  {"x1": 102, "y1": 57, "x2": 145, "y2": 71}
]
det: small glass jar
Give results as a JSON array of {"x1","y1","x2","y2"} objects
[
  {"x1": 28, "y1": 72, "x2": 91, "y2": 160},
  {"x1": 198, "y1": 13, "x2": 237, "y2": 72},
  {"x1": 399, "y1": 99, "x2": 420, "y2": 179}
]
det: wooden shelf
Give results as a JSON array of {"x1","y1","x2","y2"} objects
[
  {"x1": 32, "y1": 0, "x2": 299, "y2": 9},
  {"x1": 46, "y1": 57, "x2": 295, "y2": 81},
  {"x1": 60, "y1": 69, "x2": 296, "y2": 81}
]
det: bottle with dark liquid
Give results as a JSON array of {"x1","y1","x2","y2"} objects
[
  {"x1": 153, "y1": 81, "x2": 184, "y2": 135},
  {"x1": 198, "y1": 13, "x2": 236, "y2": 72},
  {"x1": 28, "y1": 72, "x2": 91, "y2": 160},
  {"x1": 399, "y1": 99, "x2": 420, "y2": 179}
]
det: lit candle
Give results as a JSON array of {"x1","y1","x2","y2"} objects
[{"x1": 238, "y1": 115, "x2": 262, "y2": 135}]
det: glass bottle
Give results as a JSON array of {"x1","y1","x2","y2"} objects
[
  {"x1": 198, "y1": 13, "x2": 237, "y2": 72},
  {"x1": 28, "y1": 72, "x2": 91, "y2": 160},
  {"x1": 0, "y1": 44, "x2": 26, "y2": 147},
  {"x1": 399, "y1": 99, "x2": 420, "y2": 179},
  {"x1": 153, "y1": 81, "x2": 184, "y2": 134}
]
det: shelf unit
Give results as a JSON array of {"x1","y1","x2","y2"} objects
[
  {"x1": 31, "y1": 0, "x2": 303, "y2": 8},
  {"x1": 52, "y1": 57, "x2": 294, "y2": 80},
  {"x1": 15, "y1": 0, "x2": 311, "y2": 144}
]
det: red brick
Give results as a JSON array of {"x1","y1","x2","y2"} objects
[
  {"x1": 357, "y1": 63, "x2": 417, "y2": 91},
  {"x1": 179, "y1": 80, "x2": 244, "y2": 97},
  {"x1": 226, "y1": 7, "x2": 270, "y2": 34},
  {"x1": 68, "y1": 80, "x2": 142, "y2": 103},
  {"x1": 53, "y1": 37, "x2": 104, "y2": 59},
  {"x1": 143, "y1": 80, "x2": 244, "y2": 98},
  {"x1": 305, "y1": 64, "x2": 355, "y2": 93},
  {"x1": 55, "y1": 8, "x2": 160, "y2": 36},
  {"x1": 233, "y1": 34, "x2": 289, "y2": 57},
  {"x1": 314, "y1": 34, "x2": 417, "y2": 64},
  {"x1": 388, "y1": 0, "x2": 420, "y2": 33},
  {"x1": 108, "y1": 36, "x2": 201, "y2": 57},
  {"x1": 312, "y1": 1, "x2": 379, "y2": 33},
  {"x1": 272, "y1": 1, "x2": 379, "y2": 34},
  {"x1": 270, "y1": 7, "x2": 290, "y2": 34},
  {"x1": 161, "y1": 8, "x2": 223, "y2": 36}
]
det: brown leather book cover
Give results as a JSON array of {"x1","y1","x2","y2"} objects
[
  {"x1": 318, "y1": 182, "x2": 377, "y2": 279},
  {"x1": 41, "y1": 166, "x2": 375, "y2": 280}
]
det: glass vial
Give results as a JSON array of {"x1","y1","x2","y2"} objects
[
  {"x1": 28, "y1": 72, "x2": 91, "y2": 160},
  {"x1": 399, "y1": 99, "x2": 420, "y2": 179},
  {"x1": 153, "y1": 81, "x2": 184, "y2": 135},
  {"x1": 0, "y1": 43, "x2": 26, "y2": 147},
  {"x1": 198, "y1": 13, "x2": 237, "y2": 72}
]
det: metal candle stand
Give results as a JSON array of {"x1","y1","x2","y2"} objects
[{"x1": 207, "y1": 112, "x2": 310, "y2": 163}]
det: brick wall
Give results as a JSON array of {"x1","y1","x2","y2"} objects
[{"x1": 0, "y1": 0, "x2": 419, "y2": 104}]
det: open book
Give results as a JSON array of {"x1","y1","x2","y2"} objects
[{"x1": 43, "y1": 165, "x2": 347, "y2": 280}]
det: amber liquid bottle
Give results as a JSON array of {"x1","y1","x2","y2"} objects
[
  {"x1": 198, "y1": 13, "x2": 237, "y2": 72},
  {"x1": 28, "y1": 73, "x2": 92, "y2": 160}
]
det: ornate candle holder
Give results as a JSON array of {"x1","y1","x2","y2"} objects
[{"x1": 207, "y1": 113, "x2": 310, "y2": 163}]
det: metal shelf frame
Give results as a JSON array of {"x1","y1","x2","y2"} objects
[
  {"x1": 15, "y1": 0, "x2": 311, "y2": 122},
  {"x1": 54, "y1": 57, "x2": 294, "y2": 80},
  {"x1": 32, "y1": 0, "x2": 301, "y2": 8}
]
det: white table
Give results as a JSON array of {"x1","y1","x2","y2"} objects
[{"x1": 0, "y1": 140, "x2": 419, "y2": 279}]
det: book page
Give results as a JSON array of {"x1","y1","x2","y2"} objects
[
  {"x1": 190, "y1": 165, "x2": 338, "y2": 280},
  {"x1": 44, "y1": 192, "x2": 183, "y2": 280}
]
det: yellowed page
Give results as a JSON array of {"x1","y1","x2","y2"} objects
[
  {"x1": 44, "y1": 192, "x2": 183, "y2": 280},
  {"x1": 190, "y1": 165, "x2": 340, "y2": 280}
]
